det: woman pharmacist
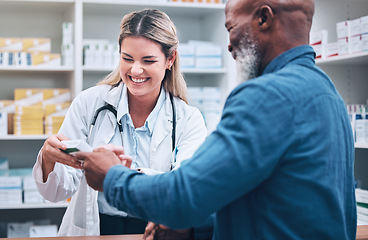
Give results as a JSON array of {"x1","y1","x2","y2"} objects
[{"x1": 32, "y1": 9, "x2": 207, "y2": 237}]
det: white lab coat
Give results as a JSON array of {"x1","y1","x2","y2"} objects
[{"x1": 33, "y1": 83, "x2": 207, "y2": 236}]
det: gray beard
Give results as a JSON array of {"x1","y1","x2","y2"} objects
[{"x1": 235, "y1": 38, "x2": 259, "y2": 84}]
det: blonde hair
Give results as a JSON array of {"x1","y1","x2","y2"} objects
[{"x1": 98, "y1": 9, "x2": 188, "y2": 103}]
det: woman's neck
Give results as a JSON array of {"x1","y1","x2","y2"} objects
[{"x1": 128, "y1": 93, "x2": 159, "y2": 128}]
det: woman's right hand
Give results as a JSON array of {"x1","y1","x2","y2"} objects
[{"x1": 41, "y1": 134, "x2": 82, "y2": 182}]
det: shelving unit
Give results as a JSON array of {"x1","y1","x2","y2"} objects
[
  {"x1": 1, "y1": 0, "x2": 366, "y2": 234},
  {"x1": 0, "y1": 0, "x2": 233, "y2": 233},
  {"x1": 313, "y1": 0, "x2": 368, "y2": 189}
]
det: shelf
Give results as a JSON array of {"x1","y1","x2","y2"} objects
[
  {"x1": 0, "y1": 202, "x2": 68, "y2": 210},
  {"x1": 355, "y1": 142, "x2": 368, "y2": 149},
  {"x1": 0, "y1": 0, "x2": 74, "y2": 13},
  {"x1": 0, "y1": 135, "x2": 50, "y2": 140},
  {"x1": 316, "y1": 51, "x2": 368, "y2": 66},
  {"x1": 83, "y1": 1, "x2": 225, "y2": 18},
  {"x1": 0, "y1": 66, "x2": 74, "y2": 72}
]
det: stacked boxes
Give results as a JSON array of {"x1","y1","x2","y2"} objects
[
  {"x1": 0, "y1": 88, "x2": 71, "y2": 136},
  {"x1": 83, "y1": 39, "x2": 119, "y2": 68},
  {"x1": 310, "y1": 15, "x2": 368, "y2": 59},
  {"x1": 188, "y1": 87, "x2": 222, "y2": 133},
  {"x1": 178, "y1": 41, "x2": 222, "y2": 69},
  {"x1": 0, "y1": 37, "x2": 61, "y2": 67},
  {"x1": 0, "y1": 176, "x2": 22, "y2": 205},
  {"x1": 0, "y1": 168, "x2": 45, "y2": 205},
  {"x1": 347, "y1": 104, "x2": 368, "y2": 144},
  {"x1": 337, "y1": 15, "x2": 368, "y2": 55},
  {"x1": 61, "y1": 22, "x2": 74, "y2": 67},
  {"x1": 310, "y1": 29, "x2": 328, "y2": 58}
]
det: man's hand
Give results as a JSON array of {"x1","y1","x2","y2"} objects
[
  {"x1": 75, "y1": 148, "x2": 121, "y2": 191},
  {"x1": 94, "y1": 144, "x2": 133, "y2": 168}
]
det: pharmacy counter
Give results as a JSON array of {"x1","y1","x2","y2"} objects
[
  {"x1": 0, "y1": 225, "x2": 367, "y2": 240},
  {"x1": 358, "y1": 225, "x2": 368, "y2": 240},
  {"x1": 0, "y1": 235, "x2": 143, "y2": 240}
]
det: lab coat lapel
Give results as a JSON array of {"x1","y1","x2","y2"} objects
[
  {"x1": 90, "y1": 83, "x2": 123, "y2": 147},
  {"x1": 150, "y1": 92, "x2": 174, "y2": 170}
]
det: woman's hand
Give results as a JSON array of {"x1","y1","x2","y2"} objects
[{"x1": 41, "y1": 134, "x2": 82, "y2": 182}]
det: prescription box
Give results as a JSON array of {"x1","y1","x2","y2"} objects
[
  {"x1": 178, "y1": 44, "x2": 195, "y2": 56},
  {"x1": 311, "y1": 44, "x2": 324, "y2": 59},
  {"x1": 0, "y1": 112, "x2": 7, "y2": 136},
  {"x1": 337, "y1": 38, "x2": 349, "y2": 56},
  {"x1": 0, "y1": 176, "x2": 22, "y2": 188},
  {"x1": 350, "y1": 18, "x2": 361, "y2": 37},
  {"x1": 195, "y1": 45, "x2": 222, "y2": 57},
  {"x1": 195, "y1": 56, "x2": 222, "y2": 68},
  {"x1": 22, "y1": 176, "x2": 37, "y2": 191},
  {"x1": 0, "y1": 52, "x2": 12, "y2": 66},
  {"x1": 180, "y1": 56, "x2": 195, "y2": 68},
  {"x1": 31, "y1": 53, "x2": 61, "y2": 67},
  {"x1": 14, "y1": 52, "x2": 32, "y2": 66},
  {"x1": 337, "y1": 20, "x2": 351, "y2": 39},
  {"x1": 22, "y1": 38, "x2": 51, "y2": 53},
  {"x1": 310, "y1": 29, "x2": 328, "y2": 45},
  {"x1": 14, "y1": 89, "x2": 43, "y2": 106},
  {"x1": 0, "y1": 38, "x2": 22, "y2": 52},
  {"x1": 355, "y1": 119, "x2": 368, "y2": 143},
  {"x1": 62, "y1": 22, "x2": 74, "y2": 45},
  {"x1": 24, "y1": 190, "x2": 45, "y2": 204},
  {"x1": 61, "y1": 43, "x2": 74, "y2": 67},
  {"x1": 325, "y1": 42, "x2": 339, "y2": 58},
  {"x1": 349, "y1": 35, "x2": 362, "y2": 53},
  {"x1": 362, "y1": 34, "x2": 368, "y2": 51},
  {"x1": 361, "y1": 16, "x2": 368, "y2": 34},
  {"x1": 0, "y1": 189, "x2": 22, "y2": 205}
]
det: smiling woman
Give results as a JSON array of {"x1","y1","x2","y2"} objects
[{"x1": 32, "y1": 8, "x2": 208, "y2": 238}]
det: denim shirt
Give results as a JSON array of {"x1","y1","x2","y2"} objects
[{"x1": 104, "y1": 45, "x2": 357, "y2": 239}]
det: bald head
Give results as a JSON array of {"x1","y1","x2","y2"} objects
[{"x1": 225, "y1": 0, "x2": 315, "y2": 73}]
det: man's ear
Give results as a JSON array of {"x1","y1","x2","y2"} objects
[{"x1": 258, "y1": 5, "x2": 274, "y2": 31}]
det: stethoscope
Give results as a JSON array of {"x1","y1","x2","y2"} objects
[{"x1": 87, "y1": 92, "x2": 177, "y2": 163}]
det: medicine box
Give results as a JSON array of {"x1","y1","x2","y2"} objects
[
  {"x1": 24, "y1": 190, "x2": 45, "y2": 204},
  {"x1": 349, "y1": 35, "x2": 362, "y2": 54},
  {"x1": 0, "y1": 38, "x2": 22, "y2": 52},
  {"x1": 31, "y1": 53, "x2": 61, "y2": 67},
  {"x1": 337, "y1": 21, "x2": 351, "y2": 39},
  {"x1": 361, "y1": 16, "x2": 368, "y2": 34},
  {"x1": 62, "y1": 22, "x2": 74, "y2": 45},
  {"x1": 311, "y1": 44, "x2": 324, "y2": 59},
  {"x1": 350, "y1": 18, "x2": 361, "y2": 37},
  {"x1": 22, "y1": 38, "x2": 51, "y2": 53},
  {"x1": 0, "y1": 112, "x2": 7, "y2": 136},
  {"x1": 195, "y1": 56, "x2": 222, "y2": 68},
  {"x1": 178, "y1": 44, "x2": 195, "y2": 56},
  {"x1": 325, "y1": 42, "x2": 339, "y2": 58},
  {"x1": 337, "y1": 38, "x2": 349, "y2": 56},
  {"x1": 310, "y1": 29, "x2": 328, "y2": 45},
  {"x1": 362, "y1": 34, "x2": 368, "y2": 51}
]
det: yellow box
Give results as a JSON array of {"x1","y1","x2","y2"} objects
[
  {"x1": 0, "y1": 38, "x2": 22, "y2": 52},
  {"x1": 44, "y1": 102, "x2": 70, "y2": 117},
  {"x1": 32, "y1": 53, "x2": 61, "y2": 67},
  {"x1": 22, "y1": 38, "x2": 51, "y2": 53}
]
